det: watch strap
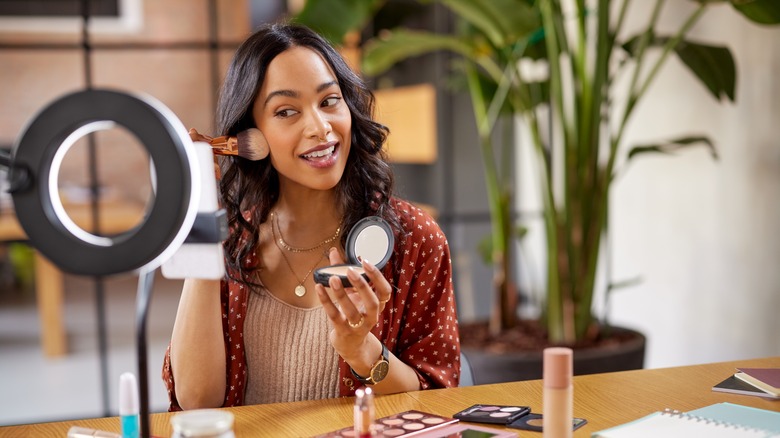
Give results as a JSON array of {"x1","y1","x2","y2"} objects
[{"x1": 350, "y1": 343, "x2": 389, "y2": 385}]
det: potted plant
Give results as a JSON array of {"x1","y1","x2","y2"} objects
[{"x1": 296, "y1": 0, "x2": 780, "y2": 382}]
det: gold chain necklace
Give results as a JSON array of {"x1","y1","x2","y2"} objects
[
  {"x1": 270, "y1": 217, "x2": 327, "y2": 297},
  {"x1": 272, "y1": 212, "x2": 340, "y2": 253}
]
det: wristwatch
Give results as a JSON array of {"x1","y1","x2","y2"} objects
[{"x1": 350, "y1": 344, "x2": 390, "y2": 385}]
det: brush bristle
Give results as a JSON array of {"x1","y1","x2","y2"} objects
[{"x1": 236, "y1": 128, "x2": 269, "y2": 160}]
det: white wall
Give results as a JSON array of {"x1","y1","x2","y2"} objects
[{"x1": 517, "y1": 2, "x2": 780, "y2": 369}]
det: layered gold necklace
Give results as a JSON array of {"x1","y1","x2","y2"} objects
[{"x1": 270, "y1": 212, "x2": 340, "y2": 297}]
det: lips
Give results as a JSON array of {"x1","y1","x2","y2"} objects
[
  {"x1": 302, "y1": 144, "x2": 335, "y2": 159},
  {"x1": 300, "y1": 141, "x2": 339, "y2": 167}
]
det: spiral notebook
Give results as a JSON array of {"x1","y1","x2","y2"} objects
[{"x1": 592, "y1": 403, "x2": 780, "y2": 438}]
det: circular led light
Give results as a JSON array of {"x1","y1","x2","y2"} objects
[{"x1": 10, "y1": 89, "x2": 199, "y2": 276}]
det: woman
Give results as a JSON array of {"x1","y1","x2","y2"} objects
[{"x1": 163, "y1": 22, "x2": 460, "y2": 410}]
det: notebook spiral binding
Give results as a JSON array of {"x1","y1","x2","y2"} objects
[{"x1": 661, "y1": 408, "x2": 767, "y2": 434}]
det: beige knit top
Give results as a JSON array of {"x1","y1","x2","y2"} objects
[{"x1": 242, "y1": 287, "x2": 340, "y2": 404}]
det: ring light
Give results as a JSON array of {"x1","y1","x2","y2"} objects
[{"x1": 10, "y1": 89, "x2": 200, "y2": 276}]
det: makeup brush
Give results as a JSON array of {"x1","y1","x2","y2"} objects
[{"x1": 189, "y1": 128, "x2": 269, "y2": 160}]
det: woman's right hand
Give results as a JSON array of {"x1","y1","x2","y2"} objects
[
  {"x1": 189, "y1": 128, "x2": 221, "y2": 178},
  {"x1": 315, "y1": 248, "x2": 392, "y2": 366},
  {"x1": 189, "y1": 128, "x2": 214, "y2": 143}
]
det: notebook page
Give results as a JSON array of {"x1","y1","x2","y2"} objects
[{"x1": 592, "y1": 410, "x2": 772, "y2": 438}]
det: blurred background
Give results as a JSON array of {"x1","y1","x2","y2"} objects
[{"x1": 1, "y1": 0, "x2": 779, "y2": 427}]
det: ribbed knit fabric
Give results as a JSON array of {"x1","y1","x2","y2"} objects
[{"x1": 243, "y1": 288, "x2": 340, "y2": 404}]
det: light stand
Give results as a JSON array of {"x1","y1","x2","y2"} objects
[
  {"x1": 135, "y1": 267, "x2": 156, "y2": 438},
  {"x1": 2, "y1": 89, "x2": 225, "y2": 438}
]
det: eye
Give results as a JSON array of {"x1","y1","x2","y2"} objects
[
  {"x1": 274, "y1": 108, "x2": 298, "y2": 118},
  {"x1": 321, "y1": 96, "x2": 341, "y2": 108}
]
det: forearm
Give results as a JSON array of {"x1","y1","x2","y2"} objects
[
  {"x1": 169, "y1": 278, "x2": 227, "y2": 409},
  {"x1": 345, "y1": 334, "x2": 421, "y2": 394}
]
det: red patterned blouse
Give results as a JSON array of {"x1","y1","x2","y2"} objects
[{"x1": 162, "y1": 198, "x2": 460, "y2": 410}]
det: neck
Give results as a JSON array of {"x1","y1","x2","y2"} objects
[{"x1": 272, "y1": 189, "x2": 342, "y2": 248}]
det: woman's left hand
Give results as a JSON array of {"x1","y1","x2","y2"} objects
[{"x1": 315, "y1": 247, "x2": 392, "y2": 363}]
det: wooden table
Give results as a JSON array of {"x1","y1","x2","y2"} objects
[
  {"x1": 0, "y1": 201, "x2": 145, "y2": 357},
  {"x1": 2, "y1": 356, "x2": 778, "y2": 437}
]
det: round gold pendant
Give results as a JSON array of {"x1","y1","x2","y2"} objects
[{"x1": 294, "y1": 285, "x2": 306, "y2": 297}]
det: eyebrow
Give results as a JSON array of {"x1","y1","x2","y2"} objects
[{"x1": 263, "y1": 80, "x2": 339, "y2": 107}]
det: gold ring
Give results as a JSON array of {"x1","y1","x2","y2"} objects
[{"x1": 347, "y1": 315, "x2": 364, "y2": 329}]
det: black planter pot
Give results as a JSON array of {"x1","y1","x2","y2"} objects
[{"x1": 461, "y1": 326, "x2": 646, "y2": 385}]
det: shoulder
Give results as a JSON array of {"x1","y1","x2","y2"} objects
[
  {"x1": 390, "y1": 198, "x2": 443, "y2": 238},
  {"x1": 388, "y1": 198, "x2": 449, "y2": 258}
]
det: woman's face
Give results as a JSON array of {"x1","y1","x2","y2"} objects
[{"x1": 253, "y1": 46, "x2": 352, "y2": 193}]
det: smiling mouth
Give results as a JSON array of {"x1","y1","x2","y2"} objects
[{"x1": 301, "y1": 145, "x2": 335, "y2": 159}]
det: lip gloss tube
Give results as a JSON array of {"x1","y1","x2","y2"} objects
[
  {"x1": 543, "y1": 347, "x2": 573, "y2": 438},
  {"x1": 354, "y1": 387, "x2": 375, "y2": 438}
]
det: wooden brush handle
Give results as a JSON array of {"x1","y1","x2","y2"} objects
[
  {"x1": 189, "y1": 128, "x2": 239, "y2": 157},
  {"x1": 208, "y1": 135, "x2": 239, "y2": 156}
]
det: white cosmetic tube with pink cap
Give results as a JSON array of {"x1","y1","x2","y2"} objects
[{"x1": 543, "y1": 347, "x2": 573, "y2": 438}]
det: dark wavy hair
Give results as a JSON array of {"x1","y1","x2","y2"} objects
[{"x1": 216, "y1": 22, "x2": 398, "y2": 285}]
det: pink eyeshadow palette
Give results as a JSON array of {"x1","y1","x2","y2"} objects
[
  {"x1": 317, "y1": 410, "x2": 458, "y2": 437},
  {"x1": 452, "y1": 404, "x2": 530, "y2": 425}
]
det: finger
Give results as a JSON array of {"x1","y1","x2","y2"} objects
[
  {"x1": 360, "y1": 260, "x2": 392, "y2": 312},
  {"x1": 346, "y1": 267, "x2": 379, "y2": 313},
  {"x1": 361, "y1": 259, "x2": 392, "y2": 303},
  {"x1": 327, "y1": 247, "x2": 345, "y2": 265},
  {"x1": 328, "y1": 273, "x2": 364, "y2": 326},
  {"x1": 315, "y1": 284, "x2": 344, "y2": 322},
  {"x1": 188, "y1": 128, "x2": 213, "y2": 143},
  {"x1": 188, "y1": 128, "x2": 200, "y2": 142}
]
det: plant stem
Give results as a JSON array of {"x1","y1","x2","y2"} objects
[
  {"x1": 539, "y1": 0, "x2": 567, "y2": 343},
  {"x1": 633, "y1": 5, "x2": 707, "y2": 110},
  {"x1": 614, "y1": 2, "x2": 706, "y2": 157},
  {"x1": 624, "y1": 0, "x2": 665, "y2": 119},
  {"x1": 613, "y1": 0, "x2": 631, "y2": 43},
  {"x1": 465, "y1": 62, "x2": 515, "y2": 335}
]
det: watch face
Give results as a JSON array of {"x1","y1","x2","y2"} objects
[{"x1": 371, "y1": 360, "x2": 389, "y2": 382}]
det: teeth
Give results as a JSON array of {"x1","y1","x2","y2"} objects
[{"x1": 303, "y1": 145, "x2": 335, "y2": 159}]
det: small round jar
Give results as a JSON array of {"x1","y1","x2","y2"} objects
[{"x1": 170, "y1": 409, "x2": 235, "y2": 438}]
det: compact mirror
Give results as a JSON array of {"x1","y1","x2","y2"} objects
[{"x1": 314, "y1": 216, "x2": 394, "y2": 288}]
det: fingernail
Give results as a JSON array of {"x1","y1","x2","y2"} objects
[{"x1": 346, "y1": 267, "x2": 360, "y2": 280}]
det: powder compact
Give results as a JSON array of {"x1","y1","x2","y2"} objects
[{"x1": 313, "y1": 216, "x2": 394, "y2": 288}]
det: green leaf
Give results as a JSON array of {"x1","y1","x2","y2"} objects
[
  {"x1": 730, "y1": 0, "x2": 780, "y2": 24},
  {"x1": 294, "y1": 0, "x2": 384, "y2": 44},
  {"x1": 675, "y1": 40, "x2": 736, "y2": 102},
  {"x1": 627, "y1": 136, "x2": 718, "y2": 161},
  {"x1": 606, "y1": 276, "x2": 643, "y2": 293},
  {"x1": 621, "y1": 34, "x2": 736, "y2": 102},
  {"x1": 361, "y1": 30, "x2": 477, "y2": 76},
  {"x1": 440, "y1": 0, "x2": 540, "y2": 48}
]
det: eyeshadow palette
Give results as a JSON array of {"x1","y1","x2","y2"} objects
[
  {"x1": 318, "y1": 410, "x2": 458, "y2": 437},
  {"x1": 453, "y1": 404, "x2": 530, "y2": 425},
  {"x1": 507, "y1": 413, "x2": 587, "y2": 432}
]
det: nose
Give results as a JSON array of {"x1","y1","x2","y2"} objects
[{"x1": 304, "y1": 108, "x2": 332, "y2": 141}]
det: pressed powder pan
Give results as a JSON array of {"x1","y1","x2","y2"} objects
[{"x1": 313, "y1": 216, "x2": 394, "y2": 288}]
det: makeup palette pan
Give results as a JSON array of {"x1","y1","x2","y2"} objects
[
  {"x1": 314, "y1": 216, "x2": 394, "y2": 288},
  {"x1": 318, "y1": 410, "x2": 458, "y2": 438},
  {"x1": 453, "y1": 404, "x2": 530, "y2": 425}
]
